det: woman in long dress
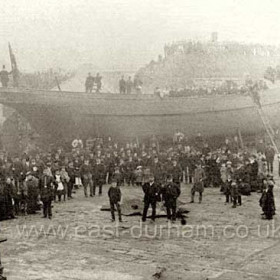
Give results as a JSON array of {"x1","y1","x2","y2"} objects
[{"x1": 259, "y1": 181, "x2": 276, "y2": 220}]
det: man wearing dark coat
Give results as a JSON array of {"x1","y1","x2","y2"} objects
[
  {"x1": 2, "y1": 177, "x2": 16, "y2": 219},
  {"x1": 66, "y1": 162, "x2": 75, "y2": 199},
  {"x1": 142, "y1": 174, "x2": 160, "y2": 222},
  {"x1": 25, "y1": 172, "x2": 39, "y2": 214},
  {"x1": 186, "y1": 153, "x2": 197, "y2": 184},
  {"x1": 265, "y1": 145, "x2": 275, "y2": 174},
  {"x1": 108, "y1": 179, "x2": 122, "y2": 222},
  {"x1": 169, "y1": 159, "x2": 182, "y2": 187},
  {"x1": 105, "y1": 153, "x2": 115, "y2": 184},
  {"x1": 151, "y1": 156, "x2": 164, "y2": 186},
  {"x1": 161, "y1": 175, "x2": 181, "y2": 221},
  {"x1": 0, "y1": 65, "x2": 9, "y2": 88},
  {"x1": 126, "y1": 76, "x2": 133, "y2": 94},
  {"x1": 80, "y1": 159, "x2": 93, "y2": 197},
  {"x1": 119, "y1": 76, "x2": 126, "y2": 94},
  {"x1": 39, "y1": 169, "x2": 54, "y2": 219},
  {"x1": 94, "y1": 158, "x2": 105, "y2": 195},
  {"x1": 230, "y1": 181, "x2": 240, "y2": 208},
  {"x1": 191, "y1": 162, "x2": 205, "y2": 203},
  {"x1": 0, "y1": 182, "x2": 6, "y2": 220},
  {"x1": 125, "y1": 156, "x2": 136, "y2": 186},
  {"x1": 85, "y1": 73, "x2": 95, "y2": 93},
  {"x1": 95, "y1": 73, "x2": 102, "y2": 93}
]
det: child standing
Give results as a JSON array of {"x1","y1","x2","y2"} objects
[
  {"x1": 108, "y1": 179, "x2": 122, "y2": 222},
  {"x1": 135, "y1": 166, "x2": 143, "y2": 187},
  {"x1": 231, "y1": 181, "x2": 240, "y2": 208},
  {"x1": 60, "y1": 166, "x2": 70, "y2": 201},
  {"x1": 55, "y1": 170, "x2": 65, "y2": 202}
]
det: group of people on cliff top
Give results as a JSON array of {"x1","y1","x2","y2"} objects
[
  {"x1": 155, "y1": 79, "x2": 268, "y2": 98},
  {"x1": 163, "y1": 41, "x2": 280, "y2": 59},
  {"x1": 84, "y1": 71, "x2": 268, "y2": 97},
  {"x1": 0, "y1": 132, "x2": 276, "y2": 223}
]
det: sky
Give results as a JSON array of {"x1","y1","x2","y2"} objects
[{"x1": 0, "y1": 0, "x2": 280, "y2": 72}]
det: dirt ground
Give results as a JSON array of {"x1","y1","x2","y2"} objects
[{"x1": 1, "y1": 180, "x2": 280, "y2": 280}]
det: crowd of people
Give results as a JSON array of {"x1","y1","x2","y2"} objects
[
  {"x1": 84, "y1": 71, "x2": 268, "y2": 98},
  {"x1": 0, "y1": 132, "x2": 276, "y2": 222},
  {"x1": 154, "y1": 79, "x2": 268, "y2": 98},
  {"x1": 264, "y1": 65, "x2": 280, "y2": 84},
  {"x1": 164, "y1": 40, "x2": 280, "y2": 59}
]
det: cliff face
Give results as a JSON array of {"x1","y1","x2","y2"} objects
[{"x1": 137, "y1": 43, "x2": 280, "y2": 92}]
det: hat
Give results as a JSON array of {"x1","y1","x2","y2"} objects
[
  {"x1": 268, "y1": 180, "x2": 274, "y2": 186},
  {"x1": 26, "y1": 171, "x2": 32, "y2": 176},
  {"x1": 111, "y1": 177, "x2": 117, "y2": 183},
  {"x1": 166, "y1": 174, "x2": 173, "y2": 180}
]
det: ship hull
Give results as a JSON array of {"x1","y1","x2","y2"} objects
[{"x1": 1, "y1": 88, "x2": 280, "y2": 142}]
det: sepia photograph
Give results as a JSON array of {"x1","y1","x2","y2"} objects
[{"x1": 0, "y1": 0, "x2": 280, "y2": 279}]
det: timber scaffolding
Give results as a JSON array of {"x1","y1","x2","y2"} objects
[{"x1": 255, "y1": 104, "x2": 279, "y2": 154}]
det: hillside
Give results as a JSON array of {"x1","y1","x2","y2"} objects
[{"x1": 137, "y1": 41, "x2": 280, "y2": 92}]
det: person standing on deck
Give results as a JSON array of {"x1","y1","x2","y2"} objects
[
  {"x1": 95, "y1": 73, "x2": 102, "y2": 93},
  {"x1": 119, "y1": 76, "x2": 126, "y2": 94},
  {"x1": 0, "y1": 65, "x2": 10, "y2": 88},
  {"x1": 126, "y1": 76, "x2": 133, "y2": 94},
  {"x1": 85, "y1": 73, "x2": 95, "y2": 93}
]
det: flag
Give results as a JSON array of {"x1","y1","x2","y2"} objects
[
  {"x1": 8, "y1": 43, "x2": 17, "y2": 70},
  {"x1": 8, "y1": 43, "x2": 19, "y2": 87}
]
